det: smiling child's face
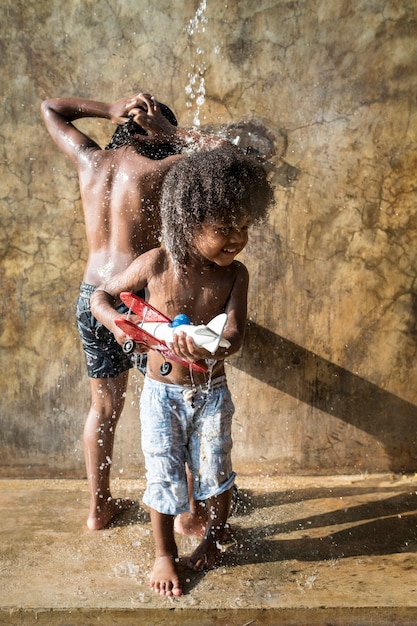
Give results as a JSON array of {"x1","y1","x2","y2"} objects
[{"x1": 192, "y1": 216, "x2": 252, "y2": 267}]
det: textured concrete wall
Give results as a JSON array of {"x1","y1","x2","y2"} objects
[{"x1": 1, "y1": 0, "x2": 417, "y2": 477}]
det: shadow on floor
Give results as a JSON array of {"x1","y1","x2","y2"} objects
[
  {"x1": 227, "y1": 488, "x2": 417, "y2": 566},
  {"x1": 232, "y1": 482, "x2": 416, "y2": 514}
]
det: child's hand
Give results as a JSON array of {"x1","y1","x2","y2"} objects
[
  {"x1": 108, "y1": 94, "x2": 142, "y2": 125},
  {"x1": 112, "y1": 324, "x2": 131, "y2": 348},
  {"x1": 132, "y1": 343, "x2": 150, "y2": 354},
  {"x1": 111, "y1": 314, "x2": 146, "y2": 350},
  {"x1": 108, "y1": 93, "x2": 155, "y2": 126},
  {"x1": 130, "y1": 94, "x2": 177, "y2": 143},
  {"x1": 170, "y1": 331, "x2": 210, "y2": 363},
  {"x1": 108, "y1": 93, "x2": 176, "y2": 142}
]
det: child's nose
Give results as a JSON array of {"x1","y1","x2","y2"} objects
[{"x1": 229, "y1": 228, "x2": 247, "y2": 243}]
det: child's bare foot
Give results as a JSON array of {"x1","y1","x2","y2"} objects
[
  {"x1": 87, "y1": 497, "x2": 135, "y2": 530},
  {"x1": 187, "y1": 535, "x2": 223, "y2": 572},
  {"x1": 174, "y1": 511, "x2": 206, "y2": 537},
  {"x1": 218, "y1": 523, "x2": 236, "y2": 547},
  {"x1": 175, "y1": 513, "x2": 235, "y2": 547},
  {"x1": 150, "y1": 555, "x2": 182, "y2": 596}
]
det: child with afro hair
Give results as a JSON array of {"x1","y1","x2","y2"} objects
[{"x1": 91, "y1": 143, "x2": 274, "y2": 596}]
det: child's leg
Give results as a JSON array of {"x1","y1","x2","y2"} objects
[
  {"x1": 175, "y1": 471, "x2": 234, "y2": 541},
  {"x1": 84, "y1": 373, "x2": 134, "y2": 530},
  {"x1": 174, "y1": 466, "x2": 208, "y2": 537},
  {"x1": 149, "y1": 508, "x2": 182, "y2": 596},
  {"x1": 187, "y1": 487, "x2": 232, "y2": 571}
]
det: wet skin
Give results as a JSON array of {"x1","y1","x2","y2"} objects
[
  {"x1": 41, "y1": 93, "x2": 225, "y2": 531},
  {"x1": 91, "y1": 216, "x2": 251, "y2": 593}
]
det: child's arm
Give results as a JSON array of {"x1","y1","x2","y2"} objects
[
  {"x1": 221, "y1": 262, "x2": 250, "y2": 354},
  {"x1": 41, "y1": 92, "x2": 226, "y2": 164},
  {"x1": 90, "y1": 253, "x2": 150, "y2": 345},
  {"x1": 40, "y1": 93, "x2": 152, "y2": 163},
  {"x1": 41, "y1": 97, "x2": 101, "y2": 162}
]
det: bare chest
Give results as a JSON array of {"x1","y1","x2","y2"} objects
[{"x1": 149, "y1": 270, "x2": 234, "y2": 324}]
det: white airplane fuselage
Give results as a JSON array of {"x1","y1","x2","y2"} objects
[{"x1": 141, "y1": 313, "x2": 230, "y2": 355}]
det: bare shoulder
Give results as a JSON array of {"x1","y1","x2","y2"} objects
[
  {"x1": 143, "y1": 246, "x2": 167, "y2": 262},
  {"x1": 112, "y1": 147, "x2": 183, "y2": 175},
  {"x1": 79, "y1": 145, "x2": 152, "y2": 177},
  {"x1": 135, "y1": 247, "x2": 170, "y2": 292},
  {"x1": 231, "y1": 259, "x2": 249, "y2": 282},
  {"x1": 131, "y1": 247, "x2": 168, "y2": 271}
]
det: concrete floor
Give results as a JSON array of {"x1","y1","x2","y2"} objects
[{"x1": 1, "y1": 472, "x2": 417, "y2": 625}]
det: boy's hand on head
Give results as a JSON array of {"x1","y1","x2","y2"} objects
[
  {"x1": 108, "y1": 94, "x2": 142, "y2": 125},
  {"x1": 108, "y1": 92, "x2": 156, "y2": 126},
  {"x1": 130, "y1": 94, "x2": 177, "y2": 143}
]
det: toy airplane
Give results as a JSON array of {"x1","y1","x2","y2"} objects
[{"x1": 114, "y1": 292, "x2": 230, "y2": 376}]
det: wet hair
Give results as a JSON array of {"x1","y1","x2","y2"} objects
[
  {"x1": 161, "y1": 144, "x2": 274, "y2": 268},
  {"x1": 105, "y1": 102, "x2": 180, "y2": 159}
]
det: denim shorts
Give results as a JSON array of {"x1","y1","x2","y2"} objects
[
  {"x1": 140, "y1": 375, "x2": 236, "y2": 515},
  {"x1": 75, "y1": 282, "x2": 147, "y2": 378}
]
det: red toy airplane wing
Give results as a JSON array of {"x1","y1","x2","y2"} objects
[
  {"x1": 120, "y1": 292, "x2": 170, "y2": 323},
  {"x1": 114, "y1": 318, "x2": 207, "y2": 373},
  {"x1": 115, "y1": 318, "x2": 167, "y2": 351}
]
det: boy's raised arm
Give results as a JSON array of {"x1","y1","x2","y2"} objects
[
  {"x1": 41, "y1": 92, "x2": 228, "y2": 164},
  {"x1": 41, "y1": 97, "x2": 107, "y2": 161},
  {"x1": 40, "y1": 94, "x2": 144, "y2": 161}
]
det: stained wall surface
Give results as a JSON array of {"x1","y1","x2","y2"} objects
[{"x1": 1, "y1": 0, "x2": 417, "y2": 477}]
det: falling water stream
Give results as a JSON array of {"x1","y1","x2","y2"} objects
[
  {"x1": 183, "y1": 0, "x2": 288, "y2": 180},
  {"x1": 185, "y1": 0, "x2": 208, "y2": 127}
]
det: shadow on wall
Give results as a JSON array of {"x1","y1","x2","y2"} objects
[{"x1": 232, "y1": 321, "x2": 417, "y2": 472}]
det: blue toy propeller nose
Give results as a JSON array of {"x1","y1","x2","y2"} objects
[{"x1": 169, "y1": 313, "x2": 191, "y2": 328}]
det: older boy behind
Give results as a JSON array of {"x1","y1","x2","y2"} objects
[{"x1": 41, "y1": 93, "x2": 224, "y2": 530}]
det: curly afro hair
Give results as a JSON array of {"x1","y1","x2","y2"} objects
[{"x1": 161, "y1": 144, "x2": 274, "y2": 268}]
